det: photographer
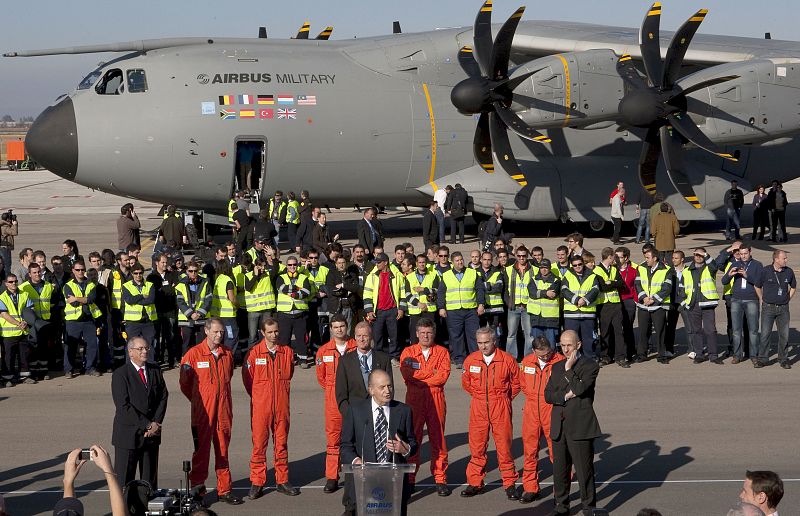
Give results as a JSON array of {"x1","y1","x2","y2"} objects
[
  {"x1": 0, "y1": 211, "x2": 18, "y2": 276},
  {"x1": 57, "y1": 446, "x2": 126, "y2": 516},
  {"x1": 117, "y1": 203, "x2": 141, "y2": 252}
]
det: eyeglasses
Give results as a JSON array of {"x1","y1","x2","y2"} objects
[
  {"x1": 132, "y1": 272, "x2": 143, "y2": 275},
  {"x1": 6, "y1": 280, "x2": 17, "y2": 284},
  {"x1": 73, "y1": 268, "x2": 85, "y2": 272},
  {"x1": 130, "y1": 346, "x2": 150, "y2": 352}
]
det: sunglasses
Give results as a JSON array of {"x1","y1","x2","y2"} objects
[
  {"x1": 438, "y1": 254, "x2": 449, "y2": 257},
  {"x1": 6, "y1": 280, "x2": 17, "y2": 284},
  {"x1": 516, "y1": 254, "x2": 528, "y2": 258},
  {"x1": 73, "y1": 268, "x2": 85, "y2": 272},
  {"x1": 572, "y1": 263, "x2": 584, "y2": 267},
  {"x1": 132, "y1": 272, "x2": 143, "y2": 275},
  {"x1": 287, "y1": 263, "x2": 298, "y2": 267}
]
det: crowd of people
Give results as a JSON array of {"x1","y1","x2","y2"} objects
[{"x1": 0, "y1": 186, "x2": 794, "y2": 515}]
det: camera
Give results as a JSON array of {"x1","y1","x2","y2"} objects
[
  {"x1": 78, "y1": 449, "x2": 92, "y2": 462},
  {"x1": 1, "y1": 209, "x2": 16, "y2": 222}
]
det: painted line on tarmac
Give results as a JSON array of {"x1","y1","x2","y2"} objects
[{"x1": 5, "y1": 479, "x2": 800, "y2": 495}]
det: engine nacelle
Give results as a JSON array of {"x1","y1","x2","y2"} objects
[
  {"x1": 510, "y1": 49, "x2": 624, "y2": 129},
  {"x1": 683, "y1": 59, "x2": 800, "y2": 145}
]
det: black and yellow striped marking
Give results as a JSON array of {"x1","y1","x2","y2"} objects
[
  {"x1": 460, "y1": 46, "x2": 473, "y2": 53},
  {"x1": 480, "y1": 163, "x2": 495, "y2": 173},
  {"x1": 619, "y1": 54, "x2": 632, "y2": 62},
  {"x1": 718, "y1": 152, "x2": 737, "y2": 161},
  {"x1": 689, "y1": 9, "x2": 708, "y2": 22},
  {"x1": 644, "y1": 183, "x2": 657, "y2": 194},
  {"x1": 511, "y1": 174, "x2": 527, "y2": 187},
  {"x1": 298, "y1": 23, "x2": 310, "y2": 33},
  {"x1": 685, "y1": 196, "x2": 702, "y2": 209},
  {"x1": 511, "y1": 6, "x2": 525, "y2": 19},
  {"x1": 647, "y1": 2, "x2": 662, "y2": 16},
  {"x1": 481, "y1": 0, "x2": 492, "y2": 12},
  {"x1": 533, "y1": 135, "x2": 552, "y2": 143},
  {"x1": 317, "y1": 27, "x2": 333, "y2": 39}
]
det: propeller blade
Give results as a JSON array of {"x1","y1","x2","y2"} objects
[
  {"x1": 495, "y1": 68, "x2": 543, "y2": 95},
  {"x1": 667, "y1": 112, "x2": 737, "y2": 161},
  {"x1": 616, "y1": 54, "x2": 647, "y2": 91},
  {"x1": 489, "y1": 112, "x2": 528, "y2": 186},
  {"x1": 639, "y1": 2, "x2": 663, "y2": 86},
  {"x1": 494, "y1": 102, "x2": 551, "y2": 144},
  {"x1": 473, "y1": 113, "x2": 494, "y2": 173},
  {"x1": 458, "y1": 46, "x2": 481, "y2": 78},
  {"x1": 671, "y1": 74, "x2": 739, "y2": 101},
  {"x1": 473, "y1": 0, "x2": 494, "y2": 77},
  {"x1": 490, "y1": 6, "x2": 526, "y2": 81},
  {"x1": 661, "y1": 8, "x2": 708, "y2": 89},
  {"x1": 315, "y1": 26, "x2": 333, "y2": 40},
  {"x1": 660, "y1": 125, "x2": 703, "y2": 208},
  {"x1": 639, "y1": 126, "x2": 661, "y2": 197},
  {"x1": 295, "y1": 22, "x2": 311, "y2": 39}
]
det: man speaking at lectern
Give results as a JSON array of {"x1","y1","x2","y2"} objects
[{"x1": 340, "y1": 369, "x2": 417, "y2": 516}]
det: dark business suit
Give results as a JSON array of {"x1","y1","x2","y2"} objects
[
  {"x1": 422, "y1": 208, "x2": 439, "y2": 250},
  {"x1": 544, "y1": 355, "x2": 601, "y2": 515},
  {"x1": 340, "y1": 398, "x2": 417, "y2": 515},
  {"x1": 335, "y1": 349, "x2": 393, "y2": 417},
  {"x1": 111, "y1": 361, "x2": 169, "y2": 489},
  {"x1": 356, "y1": 218, "x2": 384, "y2": 256}
]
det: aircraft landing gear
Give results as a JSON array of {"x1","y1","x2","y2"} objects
[{"x1": 588, "y1": 220, "x2": 606, "y2": 233}]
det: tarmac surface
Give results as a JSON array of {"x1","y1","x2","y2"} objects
[{"x1": 1, "y1": 170, "x2": 799, "y2": 516}]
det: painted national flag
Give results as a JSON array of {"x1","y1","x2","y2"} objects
[
  {"x1": 277, "y1": 95, "x2": 294, "y2": 105},
  {"x1": 239, "y1": 109, "x2": 256, "y2": 118},
  {"x1": 259, "y1": 108, "x2": 274, "y2": 119},
  {"x1": 277, "y1": 108, "x2": 296, "y2": 120},
  {"x1": 219, "y1": 109, "x2": 236, "y2": 120},
  {"x1": 257, "y1": 94, "x2": 274, "y2": 105},
  {"x1": 219, "y1": 95, "x2": 235, "y2": 105},
  {"x1": 238, "y1": 94, "x2": 254, "y2": 105},
  {"x1": 297, "y1": 95, "x2": 317, "y2": 105}
]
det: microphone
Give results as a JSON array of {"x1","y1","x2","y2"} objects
[{"x1": 360, "y1": 419, "x2": 368, "y2": 466}]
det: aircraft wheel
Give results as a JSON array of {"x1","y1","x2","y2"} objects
[
  {"x1": 588, "y1": 220, "x2": 606, "y2": 233},
  {"x1": 679, "y1": 219, "x2": 691, "y2": 230}
]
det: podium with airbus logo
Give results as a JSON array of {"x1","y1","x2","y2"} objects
[{"x1": 341, "y1": 463, "x2": 414, "y2": 515}]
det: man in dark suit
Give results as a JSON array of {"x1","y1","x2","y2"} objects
[
  {"x1": 340, "y1": 369, "x2": 417, "y2": 516},
  {"x1": 544, "y1": 330, "x2": 601, "y2": 516},
  {"x1": 422, "y1": 200, "x2": 440, "y2": 251},
  {"x1": 356, "y1": 208, "x2": 384, "y2": 257},
  {"x1": 111, "y1": 336, "x2": 169, "y2": 489},
  {"x1": 336, "y1": 321, "x2": 394, "y2": 418},
  {"x1": 445, "y1": 183, "x2": 468, "y2": 244}
]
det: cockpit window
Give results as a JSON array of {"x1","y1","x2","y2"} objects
[
  {"x1": 127, "y1": 69, "x2": 148, "y2": 93},
  {"x1": 77, "y1": 69, "x2": 102, "y2": 90},
  {"x1": 95, "y1": 69, "x2": 124, "y2": 95}
]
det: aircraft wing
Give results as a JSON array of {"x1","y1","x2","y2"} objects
[{"x1": 510, "y1": 20, "x2": 800, "y2": 65}]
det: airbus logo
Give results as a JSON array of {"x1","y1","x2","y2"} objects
[{"x1": 196, "y1": 74, "x2": 210, "y2": 84}]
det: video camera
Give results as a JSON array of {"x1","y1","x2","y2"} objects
[
  {"x1": 124, "y1": 460, "x2": 203, "y2": 516},
  {"x1": 1, "y1": 209, "x2": 16, "y2": 222}
]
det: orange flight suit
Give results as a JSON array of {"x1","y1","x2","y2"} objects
[
  {"x1": 520, "y1": 351, "x2": 565, "y2": 493},
  {"x1": 242, "y1": 341, "x2": 295, "y2": 486},
  {"x1": 179, "y1": 340, "x2": 235, "y2": 495},
  {"x1": 461, "y1": 348, "x2": 521, "y2": 488},
  {"x1": 315, "y1": 338, "x2": 356, "y2": 481},
  {"x1": 400, "y1": 343, "x2": 451, "y2": 484}
]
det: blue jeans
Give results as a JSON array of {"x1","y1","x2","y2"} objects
[
  {"x1": 759, "y1": 304, "x2": 790, "y2": 362},
  {"x1": 635, "y1": 211, "x2": 650, "y2": 242},
  {"x1": 446, "y1": 309, "x2": 479, "y2": 364},
  {"x1": 726, "y1": 208, "x2": 741, "y2": 239},
  {"x1": 505, "y1": 306, "x2": 532, "y2": 360},
  {"x1": 730, "y1": 299, "x2": 759, "y2": 359},
  {"x1": 564, "y1": 317, "x2": 597, "y2": 357},
  {"x1": 531, "y1": 326, "x2": 559, "y2": 349}
]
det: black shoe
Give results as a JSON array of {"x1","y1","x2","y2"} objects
[
  {"x1": 693, "y1": 356, "x2": 707, "y2": 364},
  {"x1": 505, "y1": 485, "x2": 520, "y2": 500},
  {"x1": 276, "y1": 482, "x2": 300, "y2": 496},
  {"x1": 300, "y1": 359, "x2": 312, "y2": 370},
  {"x1": 248, "y1": 484, "x2": 264, "y2": 500},
  {"x1": 519, "y1": 491, "x2": 539, "y2": 504},
  {"x1": 219, "y1": 492, "x2": 244, "y2": 505},
  {"x1": 436, "y1": 483, "x2": 451, "y2": 496},
  {"x1": 599, "y1": 357, "x2": 611, "y2": 366},
  {"x1": 460, "y1": 484, "x2": 483, "y2": 497},
  {"x1": 323, "y1": 479, "x2": 339, "y2": 493},
  {"x1": 710, "y1": 358, "x2": 725, "y2": 365},
  {"x1": 616, "y1": 359, "x2": 630, "y2": 368},
  {"x1": 754, "y1": 360, "x2": 765, "y2": 368},
  {"x1": 657, "y1": 357, "x2": 669, "y2": 364},
  {"x1": 780, "y1": 360, "x2": 792, "y2": 369},
  {"x1": 632, "y1": 355, "x2": 646, "y2": 364}
]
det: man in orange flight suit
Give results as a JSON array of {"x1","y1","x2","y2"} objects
[
  {"x1": 242, "y1": 316, "x2": 300, "y2": 500},
  {"x1": 315, "y1": 314, "x2": 356, "y2": 494},
  {"x1": 460, "y1": 326, "x2": 521, "y2": 501},
  {"x1": 519, "y1": 335, "x2": 566, "y2": 504},
  {"x1": 179, "y1": 317, "x2": 243, "y2": 505},
  {"x1": 399, "y1": 317, "x2": 451, "y2": 497}
]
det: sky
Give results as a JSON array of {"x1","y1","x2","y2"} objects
[{"x1": 0, "y1": 0, "x2": 795, "y2": 118}]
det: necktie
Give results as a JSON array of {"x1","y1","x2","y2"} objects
[
  {"x1": 360, "y1": 354, "x2": 370, "y2": 388},
  {"x1": 138, "y1": 367, "x2": 147, "y2": 386},
  {"x1": 375, "y1": 407, "x2": 388, "y2": 463}
]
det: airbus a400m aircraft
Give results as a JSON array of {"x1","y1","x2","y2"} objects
[{"x1": 7, "y1": 2, "x2": 800, "y2": 227}]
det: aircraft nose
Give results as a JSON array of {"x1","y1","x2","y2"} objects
[{"x1": 26, "y1": 97, "x2": 78, "y2": 180}]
